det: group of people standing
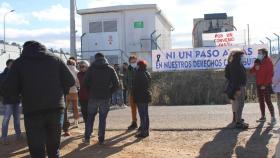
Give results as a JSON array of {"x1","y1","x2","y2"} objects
[
  {"x1": 225, "y1": 48, "x2": 279, "y2": 129},
  {"x1": 0, "y1": 40, "x2": 152, "y2": 158}
]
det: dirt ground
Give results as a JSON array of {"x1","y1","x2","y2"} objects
[{"x1": 0, "y1": 124, "x2": 279, "y2": 158}]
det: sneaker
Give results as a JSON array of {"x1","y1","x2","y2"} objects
[
  {"x1": 127, "y1": 122, "x2": 138, "y2": 130},
  {"x1": 271, "y1": 117, "x2": 277, "y2": 125},
  {"x1": 82, "y1": 139, "x2": 90, "y2": 145},
  {"x1": 236, "y1": 122, "x2": 249, "y2": 130},
  {"x1": 256, "y1": 117, "x2": 266, "y2": 122}
]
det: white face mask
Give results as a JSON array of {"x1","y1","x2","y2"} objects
[{"x1": 131, "y1": 63, "x2": 137, "y2": 68}]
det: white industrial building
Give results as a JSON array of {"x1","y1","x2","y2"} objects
[
  {"x1": 77, "y1": 4, "x2": 174, "y2": 67},
  {"x1": 0, "y1": 43, "x2": 21, "y2": 72}
]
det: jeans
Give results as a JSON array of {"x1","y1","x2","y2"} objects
[
  {"x1": 136, "y1": 103, "x2": 150, "y2": 133},
  {"x1": 84, "y1": 99, "x2": 110, "y2": 141},
  {"x1": 24, "y1": 110, "x2": 63, "y2": 158},
  {"x1": 112, "y1": 90, "x2": 123, "y2": 105},
  {"x1": 233, "y1": 87, "x2": 245, "y2": 123},
  {"x1": 1, "y1": 104, "x2": 21, "y2": 138}
]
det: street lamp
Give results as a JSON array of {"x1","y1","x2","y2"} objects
[
  {"x1": 273, "y1": 33, "x2": 280, "y2": 54},
  {"x1": 80, "y1": 33, "x2": 86, "y2": 55},
  {"x1": 3, "y1": 9, "x2": 15, "y2": 54},
  {"x1": 260, "y1": 40, "x2": 264, "y2": 44},
  {"x1": 266, "y1": 37, "x2": 272, "y2": 55}
]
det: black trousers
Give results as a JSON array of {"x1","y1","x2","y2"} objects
[
  {"x1": 79, "y1": 100, "x2": 88, "y2": 124},
  {"x1": 123, "y1": 88, "x2": 128, "y2": 104},
  {"x1": 24, "y1": 110, "x2": 63, "y2": 158}
]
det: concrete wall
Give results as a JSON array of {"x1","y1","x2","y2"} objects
[{"x1": 155, "y1": 14, "x2": 172, "y2": 50}]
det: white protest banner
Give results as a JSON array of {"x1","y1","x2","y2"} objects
[
  {"x1": 202, "y1": 31, "x2": 244, "y2": 47},
  {"x1": 152, "y1": 44, "x2": 268, "y2": 72}
]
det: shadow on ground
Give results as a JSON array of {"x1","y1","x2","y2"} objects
[
  {"x1": 0, "y1": 133, "x2": 29, "y2": 158},
  {"x1": 197, "y1": 123, "x2": 242, "y2": 158},
  {"x1": 61, "y1": 130, "x2": 141, "y2": 158},
  {"x1": 198, "y1": 122, "x2": 274, "y2": 158}
]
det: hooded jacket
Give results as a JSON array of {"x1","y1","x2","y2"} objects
[
  {"x1": 1, "y1": 41, "x2": 75, "y2": 115},
  {"x1": 84, "y1": 57, "x2": 120, "y2": 100}
]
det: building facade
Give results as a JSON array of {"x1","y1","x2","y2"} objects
[
  {"x1": 0, "y1": 43, "x2": 21, "y2": 72},
  {"x1": 77, "y1": 4, "x2": 173, "y2": 67},
  {"x1": 193, "y1": 13, "x2": 234, "y2": 48}
]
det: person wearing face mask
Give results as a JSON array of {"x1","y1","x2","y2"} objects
[
  {"x1": 77, "y1": 60, "x2": 90, "y2": 125},
  {"x1": 227, "y1": 49, "x2": 249, "y2": 129},
  {"x1": 250, "y1": 48, "x2": 276, "y2": 125},
  {"x1": 124, "y1": 55, "x2": 139, "y2": 130}
]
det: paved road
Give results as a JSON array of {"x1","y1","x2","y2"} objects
[{"x1": 1, "y1": 102, "x2": 280, "y2": 131}]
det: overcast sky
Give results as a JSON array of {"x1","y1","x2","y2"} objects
[{"x1": 0, "y1": 0, "x2": 279, "y2": 51}]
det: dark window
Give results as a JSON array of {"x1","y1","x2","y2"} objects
[
  {"x1": 89, "y1": 22, "x2": 102, "y2": 33},
  {"x1": 103, "y1": 21, "x2": 117, "y2": 32}
]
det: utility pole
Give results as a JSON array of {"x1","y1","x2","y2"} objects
[
  {"x1": 70, "y1": 0, "x2": 76, "y2": 57},
  {"x1": 243, "y1": 29, "x2": 247, "y2": 45},
  {"x1": 273, "y1": 33, "x2": 280, "y2": 54},
  {"x1": 3, "y1": 10, "x2": 15, "y2": 54}
]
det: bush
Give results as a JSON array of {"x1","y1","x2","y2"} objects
[{"x1": 151, "y1": 70, "x2": 258, "y2": 105}]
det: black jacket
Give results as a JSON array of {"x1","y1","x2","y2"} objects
[
  {"x1": 133, "y1": 69, "x2": 152, "y2": 103},
  {"x1": 1, "y1": 41, "x2": 75, "y2": 115},
  {"x1": 84, "y1": 57, "x2": 119, "y2": 100},
  {"x1": 227, "y1": 58, "x2": 247, "y2": 98},
  {"x1": 0, "y1": 68, "x2": 20, "y2": 105}
]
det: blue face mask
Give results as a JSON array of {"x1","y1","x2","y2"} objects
[{"x1": 257, "y1": 54, "x2": 264, "y2": 60}]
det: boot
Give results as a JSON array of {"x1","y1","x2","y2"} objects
[{"x1": 127, "y1": 121, "x2": 138, "y2": 130}]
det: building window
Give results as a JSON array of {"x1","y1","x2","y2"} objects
[
  {"x1": 89, "y1": 22, "x2": 102, "y2": 33},
  {"x1": 103, "y1": 21, "x2": 117, "y2": 32}
]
